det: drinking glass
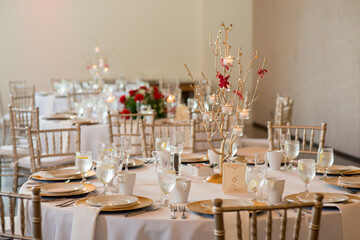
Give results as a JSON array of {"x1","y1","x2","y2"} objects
[
  {"x1": 245, "y1": 166, "x2": 266, "y2": 201},
  {"x1": 279, "y1": 132, "x2": 289, "y2": 170},
  {"x1": 254, "y1": 154, "x2": 267, "y2": 200},
  {"x1": 297, "y1": 159, "x2": 316, "y2": 193},
  {"x1": 96, "y1": 157, "x2": 115, "y2": 195},
  {"x1": 285, "y1": 140, "x2": 299, "y2": 171},
  {"x1": 155, "y1": 138, "x2": 170, "y2": 152},
  {"x1": 317, "y1": 148, "x2": 334, "y2": 180},
  {"x1": 75, "y1": 151, "x2": 93, "y2": 183},
  {"x1": 157, "y1": 167, "x2": 176, "y2": 206},
  {"x1": 121, "y1": 136, "x2": 132, "y2": 171}
]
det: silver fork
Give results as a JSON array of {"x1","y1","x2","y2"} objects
[
  {"x1": 178, "y1": 205, "x2": 186, "y2": 219},
  {"x1": 170, "y1": 204, "x2": 177, "y2": 219}
]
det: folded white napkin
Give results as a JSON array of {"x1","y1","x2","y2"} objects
[
  {"x1": 336, "y1": 197, "x2": 360, "y2": 240},
  {"x1": 224, "y1": 211, "x2": 249, "y2": 240},
  {"x1": 70, "y1": 205, "x2": 102, "y2": 240}
]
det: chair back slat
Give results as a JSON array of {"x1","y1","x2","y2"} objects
[
  {"x1": 251, "y1": 210, "x2": 257, "y2": 240},
  {"x1": 9, "y1": 196, "x2": 15, "y2": 234},
  {"x1": 293, "y1": 207, "x2": 302, "y2": 240},
  {"x1": 0, "y1": 197, "x2": 4, "y2": 233},
  {"x1": 266, "y1": 210, "x2": 272, "y2": 240},
  {"x1": 236, "y1": 211, "x2": 242, "y2": 240},
  {"x1": 302, "y1": 129, "x2": 307, "y2": 151},
  {"x1": 280, "y1": 209, "x2": 287, "y2": 240},
  {"x1": 8, "y1": 80, "x2": 26, "y2": 93}
]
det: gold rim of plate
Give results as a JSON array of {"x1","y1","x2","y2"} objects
[
  {"x1": 126, "y1": 159, "x2": 145, "y2": 168},
  {"x1": 35, "y1": 183, "x2": 96, "y2": 197},
  {"x1": 187, "y1": 199, "x2": 266, "y2": 215},
  {"x1": 284, "y1": 192, "x2": 350, "y2": 205},
  {"x1": 32, "y1": 170, "x2": 96, "y2": 181},
  {"x1": 75, "y1": 195, "x2": 153, "y2": 212},
  {"x1": 72, "y1": 120, "x2": 99, "y2": 126},
  {"x1": 325, "y1": 177, "x2": 360, "y2": 189}
]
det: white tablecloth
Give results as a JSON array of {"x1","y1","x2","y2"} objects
[
  {"x1": 19, "y1": 163, "x2": 360, "y2": 240},
  {"x1": 36, "y1": 93, "x2": 69, "y2": 116}
]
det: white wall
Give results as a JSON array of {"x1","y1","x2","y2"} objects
[{"x1": 252, "y1": 0, "x2": 360, "y2": 158}]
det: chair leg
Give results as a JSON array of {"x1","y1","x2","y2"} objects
[
  {"x1": 12, "y1": 164, "x2": 19, "y2": 193},
  {"x1": 1, "y1": 124, "x2": 5, "y2": 145}
]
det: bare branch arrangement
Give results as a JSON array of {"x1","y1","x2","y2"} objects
[{"x1": 184, "y1": 22, "x2": 268, "y2": 183}]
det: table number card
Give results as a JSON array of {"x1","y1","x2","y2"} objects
[
  {"x1": 175, "y1": 106, "x2": 190, "y2": 121},
  {"x1": 222, "y1": 163, "x2": 247, "y2": 193}
]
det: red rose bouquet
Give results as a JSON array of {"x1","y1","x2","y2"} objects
[{"x1": 119, "y1": 86, "x2": 166, "y2": 118}]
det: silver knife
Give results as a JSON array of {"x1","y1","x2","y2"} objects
[{"x1": 124, "y1": 207, "x2": 159, "y2": 217}]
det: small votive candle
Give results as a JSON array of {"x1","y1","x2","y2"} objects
[
  {"x1": 167, "y1": 94, "x2": 175, "y2": 103},
  {"x1": 240, "y1": 108, "x2": 250, "y2": 119},
  {"x1": 106, "y1": 94, "x2": 115, "y2": 103},
  {"x1": 223, "y1": 56, "x2": 234, "y2": 66},
  {"x1": 233, "y1": 125, "x2": 244, "y2": 136},
  {"x1": 222, "y1": 104, "x2": 233, "y2": 114}
]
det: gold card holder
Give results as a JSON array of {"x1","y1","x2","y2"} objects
[{"x1": 222, "y1": 163, "x2": 247, "y2": 193}]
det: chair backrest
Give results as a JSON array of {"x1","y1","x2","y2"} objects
[
  {"x1": 26, "y1": 125, "x2": 81, "y2": 173},
  {"x1": 140, "y1": 120, "x2": 195, "y2": 157},
  {"x1": 11, "y1": 85, "x2": 35, "y2": 98},
  {"x1": 67, "y1": 90, "x2": 101, "y2": 110},
  {"x1": 8, "y1": 80, "x2": 26, "y2": 94},
  {"x1": 190, "y1": 110, "x2": 229, "y2": 153},
  {"x1": 267, "y1": 121, "x2": 327, "y2": 154},
  {"x1": 10, "y1": 94, "x2": 36, "y2": 110},
  {"x1": 107, "y1": 110, "x2": 156, "y2": 157},
  {"x1": 0, "y1": 188, "x2": 42, "y2": 240},
  {"x1": 213, "y1": 194, "x2": 324, "y2": 240},
  {"x1": 274, "y1": 94, "x2": 294, "y2": 126}
]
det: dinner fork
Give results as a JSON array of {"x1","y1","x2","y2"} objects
[
  {"x1": 178, "y1": 205, "x2": 186, "y2": 219},
  {"x1": 170, "y1": 204, "x2": 177, "y2": 219}
]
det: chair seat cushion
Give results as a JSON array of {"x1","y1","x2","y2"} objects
[
  {"x1": 0, "y1": 145, "x2": 28, "y2": 156},
  {"x1": 18, "y1": 156, "x2": 75, "y2": 169}
]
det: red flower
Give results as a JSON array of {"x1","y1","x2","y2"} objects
[
  {"x1": 129, "y1": 90, "x2": 136, "y2": 96},
  {"x1": 140, "y1": 86, "x2": 147, "y2": 90},
  {"x1": 119, "y1": 95, "x2": 126, "y2": 104},
  {"x1": 216, "y1": 72, "x2": 230, "y2": 89},
  {"x1": 152, "y1": 86, "x2": 159, "y2": 93},
  {"x1": 134, "y1": 93, "x2": 144, "y2": 102},
  {"x1": 257, "y1": 68, "x2": 268, "y2": 78},
  {"x1": 233, "y1": 90, "x2": 243, "y2": 101},
  {"x1": 120, "y1": 109, "x2": 131, "y2": 119},
  {"x1": 154, "y1": 91, "x2": 163, "y2": 100}
]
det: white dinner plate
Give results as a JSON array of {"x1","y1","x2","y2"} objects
[
  {"x1": 316, "y1": 165, "x2": 351, "y2": 173},
  {"x1": 297, "y1": 192, "x2": 349, "y2": 203},
  {"x1": 86, "y1": 195, "x2": 139, "y2": 207},
  {"x1": 39, "y1": 169, "x2": 81, "y2": 178},
  {"x1": 200, "y1": 199, "x2": 254, "y2": 209},
  {"x1": 40, "y1": 183, "x2": 84, "y2": 194}
]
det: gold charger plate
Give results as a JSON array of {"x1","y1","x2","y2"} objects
[
  {"x1": 35, "y1": 183, "x2": 96, "y2": 197},
  {"x1": 181, "y1": 153, "x2": 209, "y2": 163},
  {"x1": 72, "y1": 119, "x2": 99, "y2": 126},
  {"x1": 187, "y1": 199, "x2": 267, "y2": 215},
  {"x1": 41, "y1": 114, "x2": 75, "y2": 120},
  {"x1": 285, "y1": 192, "x2": 349, "y2": 205},
  {"x1": 32, "y1": 170, "x2": 96, "y2": 181},
  {"x1": 325, "y1": 177, "x2": 360, "y2": 189},
  {"x1": 75, "y1": 195, "x2": 153, "y2": 212},
  {"x1": 125, "y1": 159, "x2": 145, "y2": 168},
  {"x1": 316, "y1": 165, "x2": 352, "y2": 174}
]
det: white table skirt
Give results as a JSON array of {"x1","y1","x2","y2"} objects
[{"x1": 20, "y1": 163, "x2": 359, "y2": 240}]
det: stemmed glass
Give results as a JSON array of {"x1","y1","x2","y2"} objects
[
  {"x1": 156, "y1": 167, "x2": 176, "y2": 207},
  {"x1": 255, "y1": 154, "x2": 267, "y2": 200},
  {"x1": 170, "y1": 130, "x2": 185, "y2": 174},
  {"x1": 245, "y1": 166, "x2": 266, "y2": 201},
  {"x1": 297, "y1": 159, "x2": 316, "y2": 193},
  {"x1": 96, "y1": 157, "x2": 115, "y2": 195},
  {"x1": 75, "y1": 151, "x2": 92, "y2": 183},
  {"x1": 155, "y1": 137, "x2": 170, "y2": 152},
  {"x1": 279, "y1": 132, "x2": 289, "y2": 170},
  {"x1": 285, "y1": 140, "x2": 299, "y2": 171},
  {"x1": 121, "y1": 136, "x2": 132, "y2": 171},
  {"x1": 317, "y1": 148, "x2": 334, "y2": 180}
]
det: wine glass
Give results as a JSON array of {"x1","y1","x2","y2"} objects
[
  {"x1": 279, "y1": 132, "x2": 289, "y2": 170},
  {"x1": 285, "y1": 140, "x2": 299, "y2": 171},
  {"x1": 157, "y1": 167, "x2": 176, "y2": 206},
  {"x1": 245, "y1": 166, "x2": 266, "y2": 201},
  {"x1": 254, "y1": 154, "x2": 267, "y2": 200},
  {"x1": 297, "y1": 159, "x2": 316, "y2": 193},
  {"x1": 121, "y1": 136, "x2": 132, "y2": 171},
  {"x1": 75, "y1": 151, "x2": 93, "y2": 183},
  {"x1": 317, "y1": 148, "x2": 334, "y2": 180},
  {"x1": 171, "y1": 130, "x2": 185, "y2": 174},
  {"x1": 155, "y1": 137, "x2": 170, "y2": 152},
  {"x1": 96, "y1": 157, "x2": 115, "y2": 195}
]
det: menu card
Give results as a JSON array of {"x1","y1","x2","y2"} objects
[{"x1": 222, "y1": 163, "x2": 247, "y2": 193}]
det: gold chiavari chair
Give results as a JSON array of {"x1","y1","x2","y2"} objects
[
  {"x1": 26, "y1": 125, "x2": 81, "y2": 174},
  {"x1": 267, "y1": 121, "x2": 327, "y2": 154},
  {"x1": 8, "y1": 80, "x2": 26, "y2": 94},
  {"x1": 140, "y1": 120, "x2": 195, "y2": 157},
  {"x1": 10, "y1": 94, "x2": 36, "y2": 110},
  {"x1": 213, "y1": 194, "x2": 324, "y2": 240},
  {"x1": 274, "y1": 94, "x2": 294, "y2": 126},
  {"x1": 0, "y1": 188, "x2": 42, "y2": 240},
  {"x1": 8, "y1": 106, "x2": 39, "y2": 192},
  {"x1": 0, "y1": 93, "x2": 10, "y2": 145},
  {"x1": 107, "y1": 110, "x2": 156, "y2": 157},
  {"x1": 67, "y1": 90, "x2": 101, "y2": 110},
  {"x1": 11, "y1": 85, "x2": 35, "y2": 98}
]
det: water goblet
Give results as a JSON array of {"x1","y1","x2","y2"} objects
[
  {"x1": 121, "y1": 136, "x2": 132, "y2": 171},
  {"x1": 75, "y1": 151, "x2": 92, "y2": 183},
  {"x1": 255, "y1": 154, "x2": 268, "y2": 200},
  {"x1": 245, "y1": 166, "x2": 266, "y2": 201},
  {"x1": 317, "y1": 148, "x2": 334, "y2": 180},
  {"x1": 157, "y1": 167, "x2": 176, "y2": 207},
  {"x1": 155, "y1": 137, "x2": 170, "y2": 152},
  {"x1": 297, "y1": 159, "x2": 316, "y2": 193},
  {"x1": 96, "y1": 157, "x2": 115, "y2": 195},
  {"x1": 285, "y1": 140, "x2": 299, "y2": 171}
]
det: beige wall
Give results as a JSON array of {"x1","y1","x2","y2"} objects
[{"x1": 252, "y1": 0, "x2": 360, "y2": 158}]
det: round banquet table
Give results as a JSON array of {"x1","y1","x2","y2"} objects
[{"x1": 19, "y1": 163, "x2": 360, "y2": 240}]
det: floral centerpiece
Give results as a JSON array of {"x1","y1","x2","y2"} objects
[{"x1": 119, "y1": 86, "x2": 167, "y2": 118}]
